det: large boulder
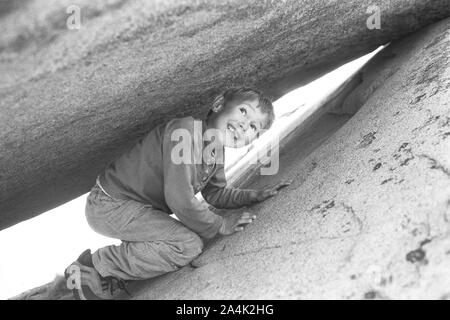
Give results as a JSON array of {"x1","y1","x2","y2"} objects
[{"x1": 1, "y1": 0, "x2": 449, "y2": 229}]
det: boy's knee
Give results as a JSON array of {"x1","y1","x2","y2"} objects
[
  {"x1": 158, "y1": 232, "x2": 203, "y2": 269},
  {"x1": 184, "y1": 232, "x2": 204, "y2": 258}
]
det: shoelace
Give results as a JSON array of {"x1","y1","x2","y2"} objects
[{"x1": 102, "y1": 276, "x2": 132, "y2": 297}]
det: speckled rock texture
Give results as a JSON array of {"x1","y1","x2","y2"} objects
[
  {"x1": 11, "y1": 17, "x2": 450, "y2": 300},
  {"x1": 1, "y1": 0, "x2": 449, "y2": 229},
  {"x1": 122, "y1": 18, "x2": 449, "y2": 300}
]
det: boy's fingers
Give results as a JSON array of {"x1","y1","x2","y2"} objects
[
  {"x1": 275, "y1": 181, "x2": 291, "y2": 190},
  {"x1": 234, "y1": 226, "x2": 244, "y2": 232},
  {"x1": 241, "y1": 212, "x2": 249, "y2": 218},
  {"x1": 263, "y1": 181, "x2": 291, "y2": 197},
  {"x1": 240, "y1": 212, "x2": 257, "y2": 220},
  {"x1": 241, "y1": 211, "x2": 255, "y2": 219},
  {"x1": 237, "y1": 218, "x2": 253, "y2": 225},
  {"x1": 260, "y1": 190, "x2": 276, "y2": 199}
]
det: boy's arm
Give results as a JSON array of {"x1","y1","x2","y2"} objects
[
  {"x1": 202, "y1": 164, "x2": 292, "y2": 209},
  {"x1": 201, "y1": 165, "x2": 257, "y2": 209},
  {"x1": 162, "y1": 119, "x2": 223, "y2": 239}
]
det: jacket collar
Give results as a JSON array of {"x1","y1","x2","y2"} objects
[{"x1": 201, "y1": 119, "x2": 224, "y2": 166}]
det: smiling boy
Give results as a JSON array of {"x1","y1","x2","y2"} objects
[{"x1": 65, "y1": 87, "x2": 289, "y2": 300}]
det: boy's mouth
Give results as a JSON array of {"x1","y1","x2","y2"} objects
[{"x1": 227, "y1": 123, "x2": 239, "y2": 144}]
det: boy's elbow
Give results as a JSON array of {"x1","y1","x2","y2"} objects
[
  {"x1": 200, "y1": 192, "x2": 213, "y2": 206},
  {"x1": 165, "y1": 189, "x2": 186, "y2": 213},
  {"x1": 165, "y1": 188, "x2": 201, "y2": 215},
  {"x1": 201, "y1": 187, "x2": 221, "y2": 206}
]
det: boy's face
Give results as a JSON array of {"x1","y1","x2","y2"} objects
[{"x1": 209, "y1": 98, "x2": 268, "y2": 148}]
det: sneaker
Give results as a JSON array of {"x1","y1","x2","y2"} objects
[{"x1": 64, "y1": 249, "x2": 131, "y2": 300}]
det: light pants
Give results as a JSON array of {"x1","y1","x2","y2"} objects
[{"x1": 85, "y1": 183, "x2": 204, "y2": 280}]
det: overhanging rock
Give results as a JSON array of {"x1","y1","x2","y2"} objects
[{"x1": 1, "y1": 0, "x2": 449, "y2": 229}]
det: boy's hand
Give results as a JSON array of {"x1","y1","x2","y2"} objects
[
  {"x1": 251, "y1": 180, "x2": 291, "y2": 203},
  {"x1": 219, "y1": 211, "x2": 256, "y2": 236}
]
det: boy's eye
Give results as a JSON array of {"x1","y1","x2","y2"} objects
[
  {"x1": 250, "y1": 124, "x2": 257, "y2": 132},
  {"x1": 240, "y1": 108, "x2": 247, "y2": 115}
]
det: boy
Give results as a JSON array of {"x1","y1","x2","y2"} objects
[{"x1": 65, "y1": 87, "x2": 289, "y2": 300}]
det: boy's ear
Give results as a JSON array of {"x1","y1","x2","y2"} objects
[{"x1": 211, "y1": 95, "x2": 225, "y2": 113}]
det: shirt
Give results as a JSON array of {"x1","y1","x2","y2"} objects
[{"x1": 98, "y1": 116, "x2": 255, "y2": 238}]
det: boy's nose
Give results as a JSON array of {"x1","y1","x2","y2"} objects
[{"x1": 239, "y1": 121, "x2": 249, "y2": 132}]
